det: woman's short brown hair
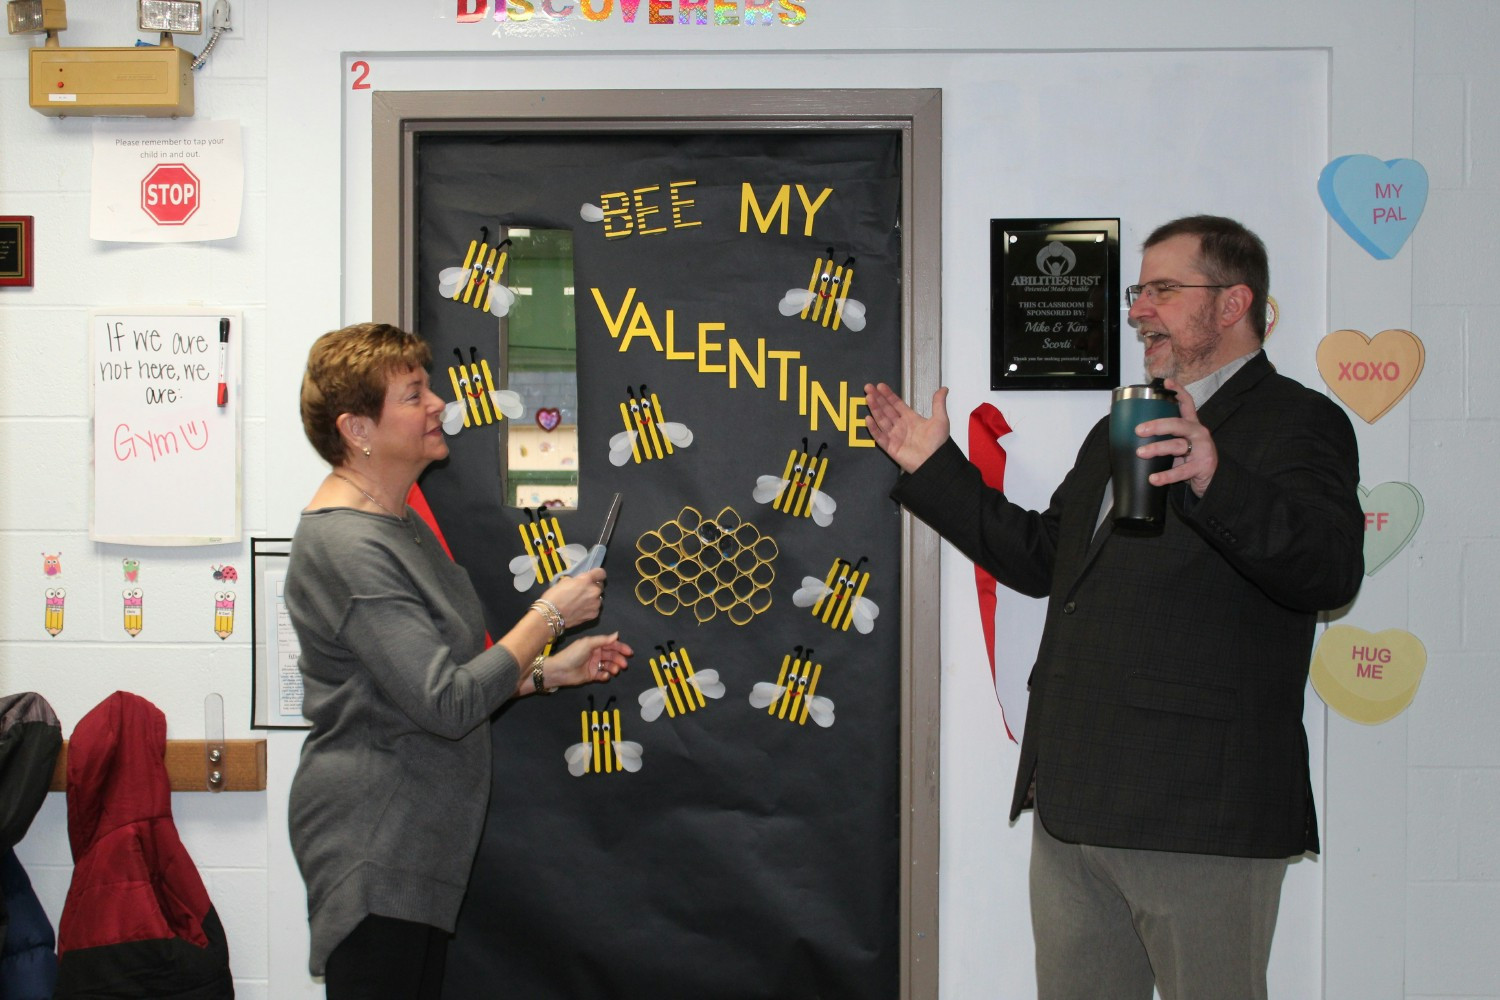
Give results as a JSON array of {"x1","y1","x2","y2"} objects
[{"x1": 300, "y1": 322, "x2": 433, "y2": 465}]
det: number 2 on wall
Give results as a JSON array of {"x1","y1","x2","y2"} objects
[{"x1": 350, "y1": 61, "x2": 371, "y2": 90}]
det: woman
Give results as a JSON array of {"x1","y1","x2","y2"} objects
[{"x1": 286, "y1": 322, "x2": 631, "y2": 999}]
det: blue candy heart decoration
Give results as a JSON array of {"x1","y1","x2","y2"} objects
[{"x1": 1318, "y1": 155, "x2": 1428, "y2": 260}]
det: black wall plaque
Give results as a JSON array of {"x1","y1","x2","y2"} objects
[{"x1": 990, "y1": 218, "x2": 1120, "y2": 390}]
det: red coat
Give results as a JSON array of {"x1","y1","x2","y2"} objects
[{"x1": 56, "y1": 691, "x2": 233, "y2": 999}]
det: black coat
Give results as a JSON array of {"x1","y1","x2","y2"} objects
[
  {"x1": 0, "y1": 693, "x2": 62, "y2": 1000},
  {"x1": 893, "y1": 353, "x2": 1364, "y2": 857}
]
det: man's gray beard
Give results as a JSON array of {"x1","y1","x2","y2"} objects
[{"x1": 1147, "y1": 299, "x2": 1219, "y2": 382}]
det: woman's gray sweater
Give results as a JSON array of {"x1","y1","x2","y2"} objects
[{"x1": 285, "y1": 506, "x2": 520, "y2": 976}]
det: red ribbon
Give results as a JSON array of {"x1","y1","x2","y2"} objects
[
  {"x1": 408, "y1": 483, "x2": 495, "y2": 648},
  {"x1": 406, "y1": 483, "x2": 455, "y2": 560},
  {"x1": 968, "y1": 403, "x2": 1016, "y2": 742}
]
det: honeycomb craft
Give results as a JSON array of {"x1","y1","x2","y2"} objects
[{"x1": 634, "y1": 506, "x2": 778, "y2": 625}]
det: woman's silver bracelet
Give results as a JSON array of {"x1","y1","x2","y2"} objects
[{"x1": 529, "y1": 598, "x2": 565, "y2": 638}]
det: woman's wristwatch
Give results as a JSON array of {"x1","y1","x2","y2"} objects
[{"x1": 531, "y1": 653, "x2": 554, "y2": 695}]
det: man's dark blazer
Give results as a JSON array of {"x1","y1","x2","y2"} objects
[{"x1": 892, "y1": 352, "x2": 1364, "y2": 858}]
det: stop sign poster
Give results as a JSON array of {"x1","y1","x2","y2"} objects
[{"x1": 90, "y1": 120, "x2": 243, "y2": 242}]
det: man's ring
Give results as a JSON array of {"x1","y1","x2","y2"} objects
[{"x1": 1184, "y1": 441, "x2": 1193, "y2": 457}]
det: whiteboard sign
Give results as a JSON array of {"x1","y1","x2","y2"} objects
[{"x1": 90, "y1": 308, "x2": 242, "y2": 545}]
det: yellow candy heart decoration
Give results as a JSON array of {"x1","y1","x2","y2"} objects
[{"x1": 1311, "y1": 625, "x2": 1426, "y2": 725}]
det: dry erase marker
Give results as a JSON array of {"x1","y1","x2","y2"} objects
[{"x1": 216, "y1": 318, "x2": 229, "y2": 406}]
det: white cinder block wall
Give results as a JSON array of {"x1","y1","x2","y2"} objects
[
  {"x1": 0, "y1": 4, "x2": 272, "y2": 997},
  {"x1": 1405, "y1": 2, "x2": 1500, "y2": 996},
  {"x1": 0, "y1": 2, "x2": 1495, "y2": 997}
]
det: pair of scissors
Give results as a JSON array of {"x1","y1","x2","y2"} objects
[{"x1": 560, "y1": 492, "x2": 621, "y2": 576}]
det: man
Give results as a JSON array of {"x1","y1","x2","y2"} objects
[{"x1": 865, "y1": 216, "x2": 1363, "y2": 999}]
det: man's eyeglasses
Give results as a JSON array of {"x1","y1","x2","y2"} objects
[{"x1": 1125, "y1": 280, "x2": 1230, "y2": 307}]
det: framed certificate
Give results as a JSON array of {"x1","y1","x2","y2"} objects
[
  {"x1": 0, "y1": 216, "x2": 34, "y2": 288},
  {"x1": 990, "y1": 217, "x2": 1120, "y2": 390},
  {"x1": 250, "y1": 537, "x2": 309, "y2": 729}
]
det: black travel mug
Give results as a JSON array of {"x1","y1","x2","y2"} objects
[{"x1": 1109, "y1": 381, "x2": 1179, "y2": 528}]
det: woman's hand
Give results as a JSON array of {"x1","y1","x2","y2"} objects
[
  {"x1": 538, "y1": 568, "x2": 606, "y2": 630},
  {"x1": 545, "y1": 632, "x2": 633, "y2": 688}
]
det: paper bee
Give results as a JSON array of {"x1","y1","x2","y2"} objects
[
  {"x1": 778, "y1": 247, "x2": 866, "y2": 332},
  {"x1": 566, "y1": 696, "x2": 644, "y2": 776},
  {"x1": 438, "y1": 229, "x2": 516, "y2": 317},
  {"x1": 749, "y1": 645, "x2": 835, "y2": 728},
  {"x1": 443, "y1": 347, "x2": 523, "y2": 435},
  {"x1": 608, "y1": 384, "x2": 693, "y2": 466},
  {"x1": 511, "y1": 507, "x2": 586, "y2": 591},
  {"x1": 793, "y1": 556, "x2": 879, "y2": 635},
  {"x1": 753, "y1": 438, "x2": 836, "y2": 527},
  {"x1": 44, "y1": 588, "x2": 65, "y2": 637},
  {"x1": 638, "y1": 641, "x2": 725, "y2": 722}
]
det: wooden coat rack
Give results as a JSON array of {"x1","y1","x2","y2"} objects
[{"x1": 48, "y1": 739, "x2": 267, "y2": 792}]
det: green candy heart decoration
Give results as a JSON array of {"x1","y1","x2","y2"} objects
[{"x1": 1358, "y1": 482, "x2": 1424, "y2": 575}]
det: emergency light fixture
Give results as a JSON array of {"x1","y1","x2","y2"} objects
[
  {"x1": 9, "y1": 0, "x2": 229, "y2": 117},
  {"x1": 138, "y1": 0, "x2": 202, "y2": 34},
  {"x1": 7, "y1": 0, "x2": 67, "y2": 36}
]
